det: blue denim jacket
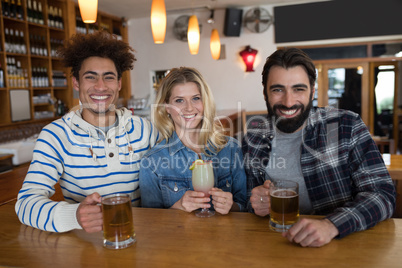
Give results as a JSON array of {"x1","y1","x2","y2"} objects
[{"x1": 139, "y1": 132, "x2": 247, "y2": 211}]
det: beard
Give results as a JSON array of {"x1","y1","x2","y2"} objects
[{"x1": 267, "y1": 97, "x2": 313, "y2": 134}]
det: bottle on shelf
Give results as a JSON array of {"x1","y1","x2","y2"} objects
[
  {"x1": 50, "y1": 38, "x2": 63, "y2": 57},
  {"x1": 0, "y1": 63, "x2": 5, "y2": 88},
  {"x1": 32, "y1": 0, "x2": 39, "y2": 24},
  {"x1": 10, "y1": 0, "x2": 17, "y2": 18},
  {"x1": 32, "y1": 66, "x2": 49, "y2": 87},
  {"x1": 26, "y1": 0, "x2": 33, "y2": 22},
  {"x1": 13, "y1": 30, "x2": 21, "y2": 54},
  {"x1": 4, "y1": 28, "x2": 11, "y2": 53},
  {"x1": 6, "y1": 57, "x2": 16, "y2": 88},
  {"x1": 16, "y1": 60, "x2": 24, "y2": 87},
  {"x1": 57, "y1": 8, "x2": 64, "y2": 29},
  {"x1": 7, "y1": 28, "x2": 17, "y2": 53},
  {"x1": 31, "y1": 66, "x2": 36, "y2": 87},
  {"x1": 29, "y1": 34, "x2": 35, "y2": 54},
  {"x1": 52, "y1": 70, "x2": 67, "y2": 87},
  {"x1": 16, "y1": 0, "x2": 24, "y2": 20},
  {"x1": 29, "y1": 34, "x2": 47, "y2": 56},
  {"x1": 48, "y1": 6, "x2": 54, "y2": 27},
  {"x1": 37, "y1": 2, "x2": 44, "y2": 25},
  {"x1": 40, "y1": 36, "x2": 47, "y2": 56},
  {"x1": 24, "y1": 68, "x2": 29, "y2": 87},
  {"x1": 3, "y1": 0, "x2": 11, "y2": 17},
  {"x1": 18, "y1": 30, "x2": 27, "y2": 54},
  {"x1": 76, "y1": 16, "x2": 86, "y2": 34}
]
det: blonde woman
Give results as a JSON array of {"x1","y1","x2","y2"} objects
[{"x1": 139, "y1": 67, "x2": 246, "y2": 214}]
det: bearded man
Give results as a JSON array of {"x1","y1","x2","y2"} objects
[{"x1": 242, "y1": 48, "x2": 395, "y2": 247}]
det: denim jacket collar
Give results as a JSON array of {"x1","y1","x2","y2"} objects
[
  {"x1": 167, "y1": 131, "x2": 217, "y2": 157},
  {"x1": 167, "y1": 131, "x2": 187, "y2": 156}
]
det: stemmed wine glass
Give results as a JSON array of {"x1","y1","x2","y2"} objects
[{"x1": 191, "y1": 160, "x2": 215, "y2": 217}]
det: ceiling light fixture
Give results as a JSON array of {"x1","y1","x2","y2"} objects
[
  {"x1": 207, "y1": 9, "x2": 215, "y2": 24},
  {"x1": 240, "y1": 46, "x2": 258, "y2": 72},
  {"x1": 78, "y1": 0, "x2": 98, "y2": 23},
  {"x1": 187, "y1": 15, "x2": 200, "y2": 55},
  {"x1": 210, "y1": 29, "x2": 221, "y2": 60},
  {"x1": 151, "y1": 0, "x2": 167, "y2": 44}
]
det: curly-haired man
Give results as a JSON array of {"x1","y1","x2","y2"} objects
[{"x1": 16, "y1": 31, "x2": 159, "y2": 233}]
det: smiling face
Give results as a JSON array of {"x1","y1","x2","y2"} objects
[
  {"x1": 73, "y1": 56, "x2": 121, "y2": 126},
  {"x1": 266, "y1": 65, "x2": 315, "y2": 133},
  {"x1": 165, "y1": 82, "x2": 204, "y2": 136}
]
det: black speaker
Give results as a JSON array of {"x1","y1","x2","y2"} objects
[{"x1": 224, "y1": 8, "x2": 243, "y2": 37}]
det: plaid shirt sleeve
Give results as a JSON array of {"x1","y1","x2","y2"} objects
[
  {"x1": 302, "y1": 109, "x2": 396, "y2": 238},
  {"x1": 242, "y1": 125, "x2": 272, "y2": 213}
]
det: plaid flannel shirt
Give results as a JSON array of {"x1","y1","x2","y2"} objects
[{"x1": 242, "y1": 107, "x2": 396, "y2": 238}]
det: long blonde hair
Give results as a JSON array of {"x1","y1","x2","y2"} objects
[{"x1": 153, "y1": 67, "x2": 227, "y2": 154}]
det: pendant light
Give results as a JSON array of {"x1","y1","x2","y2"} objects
[
  {"x1": 151, "y1": 0, "x2": 167, "y2": 44},
  {"x1": 187, "y1": 15, "x2": 200, "y2": 55},
  {"x1": 210, "y1": 29, "x2": 221, "y2": 60},
  {"x1": 78, "y1": 0, "x2": 98, "y2": 23}
]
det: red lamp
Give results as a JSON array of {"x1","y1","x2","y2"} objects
[{"x1": 240, "y1": 46, "x2": 258, "y2": 72}]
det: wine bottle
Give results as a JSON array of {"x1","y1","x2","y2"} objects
[
  {"x1": 37, "y1": 2, "x2": 44, "y2": 24},
  {"x1": 9, "y1": 29, "x2": 16, "y2": 53},
  {"x1": 48, "y1": 6, "x2": 54, "y2": 27},
  {"x1": 3, "y1": 0, "x2": 11, "y2": 17},
  {"x1": 16, "y1": 0, "x2": 23, "y2": 19},
  {"x1": 58, "y1": 8, "x2": 64, "y2": 29},
  {"x1": 41, "y1": 36, "x2": 47, "y2": 56},
  {"x1": 32, "y1": 0, "x2": 38, "y2": 24},
  {"x1": 10, "y1": 0, "x2": 17, "y2": 18},
  {"x1": 29, "y1": 34, "x2": 35, "y2": 55},
  {"x1": 13, "y1": 30, "x2": 21, "y2": 54},
  {"x1": 4, "y1": 28, "x2": 11, "y2": 53},
  {"x1": 0, "y1": 63, "x2": 4, "y2": 88},
  {"x1": 18, "y1": 30, "x2": 27, "y2": 54},
  {"x1": 26, "y1": 0, "x2": 33, "y2": 22}
]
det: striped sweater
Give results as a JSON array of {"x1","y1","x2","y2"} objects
[{"x1": 15, "y1": 108, "x2": 159, "y2": 232}]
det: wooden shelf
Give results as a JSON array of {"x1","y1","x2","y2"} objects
[{"x1": 0, "y1": 0, "x2": 130, "y2": 129}]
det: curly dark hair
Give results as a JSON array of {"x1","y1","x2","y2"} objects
[
  {"x1": 261, "y1": 48, "x2": 316, "y2": 111},
  {"x1": 57, "y1": 30, "x2": 136, "y2": 80}
]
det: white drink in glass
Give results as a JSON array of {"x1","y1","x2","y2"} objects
[{"x1": 191, "y1": 160, "x2": 215, "y2": 217}]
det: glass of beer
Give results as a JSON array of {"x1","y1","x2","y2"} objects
[
  {"x1": 101, "y1": 193, "x2": 136, "y2": 249},
  {"x1": 191, "y1": 160, "x2": 215, "y2": 217},
  {"x1": 269, "y1": 180, "x2": 299, "y2": 232}
]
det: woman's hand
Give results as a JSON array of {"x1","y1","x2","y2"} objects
[
  {"x1": 209, "y1": 188, "x2": 234, "y2": 215},
  {"x1": 171, "y1": 190, "x2": 211, "y2": 212}
]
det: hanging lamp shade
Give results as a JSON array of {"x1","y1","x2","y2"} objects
[
  {"x1": 210, "y1": 29, "x2": 221, "y2": 60},
  {"x1": 78, "y1": 0, "x2": 98, "y2": 23},
  {"x1": 187, "y1": 15, "x2": 200, "y2": 55},
  {"x1": 240, "y1": 46, "x2": 258, "y2": 72},
  {"x1": 150, "y1": 0, "x2": 166, "y2": 44}
]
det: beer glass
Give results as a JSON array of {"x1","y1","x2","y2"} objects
[
  {"x1": 191, "y1": 160, "x2": 215, "y2": 217},
  {"x1": 101, "y1": 193, "x2": 136, "y2": 249},
  {"x1": 269, "y1": 180, "x2": 299, "y2": 232}
]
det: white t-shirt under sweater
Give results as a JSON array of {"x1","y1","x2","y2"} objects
[
  {"x1": 266, "y1": 128, "x2": 313, "y2": 214},
  {"x1": 15, "y1": 108, "x2": 159, "y2": 233}
]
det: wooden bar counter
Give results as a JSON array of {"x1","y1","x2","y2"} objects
[{"x1": 1, "y1": 200, "x2": 402, "y2": 267}]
